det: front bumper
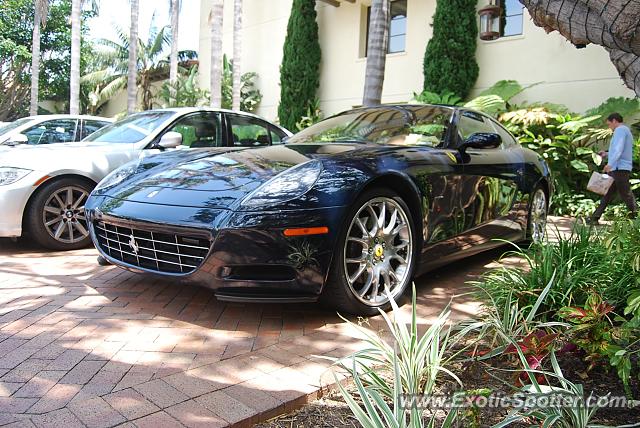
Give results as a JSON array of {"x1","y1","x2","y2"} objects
[
  {"x1": 0, "y1": 174, "x2": 38, "y2": 238},
  {"x1": 87, "y1": 196, "x2": 346, "y2": 300}
]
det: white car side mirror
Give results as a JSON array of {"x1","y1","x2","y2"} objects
[
  {"x1": 10, "y1": 134, "x2": 28, "y2": 144},
  {"x1": 158, "y1": 131, "x2": 182, "y2": 149}
]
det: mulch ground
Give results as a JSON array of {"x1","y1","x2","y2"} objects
[{"x1": 256, "y1": 350, "x2": 640, "y2": 427}]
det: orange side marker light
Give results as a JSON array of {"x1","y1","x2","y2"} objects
[
  {"x1": 283, "y1": 226, "x2": 329, "y2": 237},
  {"x1": 33, "y1": 175, "x2": 51, "y2": 186}
]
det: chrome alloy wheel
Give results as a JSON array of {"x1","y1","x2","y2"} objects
[
  {"x1": 530, "y1": 188, "x2": 548, "y2": 243},
  {"x1": 343, "y1": 197, "x2": 414, "y2": 306},
  {"x1": 42, "y1": 186, "x2": 90, "y2": 244}
]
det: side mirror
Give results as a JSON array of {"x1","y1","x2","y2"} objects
[
  {"x1": 460, "y1": 132, "x2": 501, "y2": 151},
  {"x1": 157, "y1": 131, "x2": 182, "y2": 149},
  {"x1": 9, "y1": 134, "x2": 28, "y2": 145}
]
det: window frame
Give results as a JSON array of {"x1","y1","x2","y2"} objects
[
  {"x1": 153, "y1": 111, "x2": 223, "y2": 149},
  {"x1": 225, "y1": 113, "x2": 274, "y2": 148},
  {"x1": 80, "y1": 119, "x2": 110, "y2": 141},
  {"x1": 22, "y1": 118, "x2": 79, "y2": 145},
  {"x1": 501, "y1": 0, "x2": 524, "y2": 37},
  {"x1": 363, "y1": 0, "x2": 408, "y2": 57}
]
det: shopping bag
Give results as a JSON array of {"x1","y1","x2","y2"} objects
[{"x1": 587, "y1": 172, "x2": 614, "y2": 196}]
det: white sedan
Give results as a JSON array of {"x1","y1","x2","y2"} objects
[
  {"x1": 0, "y1": 115, "x2": 112, "y2": 145},
  {"x1": 0, "y1": 108, "x2": 291, "y2": 250}
]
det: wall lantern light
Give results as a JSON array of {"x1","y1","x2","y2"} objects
[{"x1": 478, "y1": 1, "x2": 502, "y2": 41}]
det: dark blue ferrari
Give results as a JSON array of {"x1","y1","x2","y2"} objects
[{"x1": 86, "y1": 105, "x2": 551, "y2": 315}]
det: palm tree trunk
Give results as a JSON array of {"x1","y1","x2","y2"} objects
[
  {"x1": 127, "y1": 0, "x2": 140, "y2": 114},
  {"x1": 169, "y1": 0, "x2": 180, "y2": 104},
  {"x1": 519, "y1": 0, "x2": 640, "y2": 96},
  {"x1": 30, "y1": 0, "x2": 48, "y2": 116},
  {"x1": 209, "y1": 0, "x2": 224, "y2": 108},
  {"x1": 69, "y1": 0, "x2": 81, "y2": 114},
  {"x1": 362, "y1": 0, "x2": 390, "y2": 107},
  {"x1": 232, "y1": 0, "x2": 243, "y2": 111},
  {"x1": 30, "y1": 9, "x2": 42, "y2": 116}
]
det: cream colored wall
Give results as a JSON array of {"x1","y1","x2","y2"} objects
[
  {"x1": 199, "y1": 0, "x2": 292, "y2": 121},
  {"x1": 474, "y1": 9, "x2": 635, "y2": 111},
  {"x1": 101, "y1": 80, "x2": 167, "y2": 119},
  {"x1": 198, "y1": 0, "x2": 635, "y2": 125}
]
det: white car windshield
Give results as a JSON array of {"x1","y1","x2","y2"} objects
[
  {"x1": 0, "y1": 118, "x2": 32, "y2": 139},
  {"x1": 83, "y1": 111, "x2": 174, "y2": 144}
]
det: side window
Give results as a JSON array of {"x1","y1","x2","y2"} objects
[
  {"x1": 80, "y1": 120, "x2": 110, "y2": 140},
  {"x1": 23, "y1": 119, "x2": 78, "y2": 144},
  {"x1": 167, "y1": 112, "x2": 222, "y2": 148},
  {"x1": 457, "y1": 111, "x2": 495, "y2": 143},
  {"x1": 229, "y1": 116, "x2": 271, "y2": 147},
  {"x1": 270, "y1": 127, "x2": 287, "y2": 145}
]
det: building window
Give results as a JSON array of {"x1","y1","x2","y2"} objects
[
  {"x1": 364, "y1": 0, "x2": 408, "y2": 56},
  {"x1": 501, "y1": 0, "x2": 524, "y2": 37}
]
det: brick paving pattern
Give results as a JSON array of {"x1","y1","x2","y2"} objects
[{"x1": 0, "y1": 218, "x2": 572, "y2": 427}]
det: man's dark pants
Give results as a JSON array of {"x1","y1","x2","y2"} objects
[{"x1": 592, "y1": 170, "x2": 638, "y2": 220}]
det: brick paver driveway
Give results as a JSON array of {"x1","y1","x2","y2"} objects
[{"x1": 0, "y1": 218, "x2": 572, "y2": 427}]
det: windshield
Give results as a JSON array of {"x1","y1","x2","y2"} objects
[
  {"x1": 83, "y1": 111, "x2": 175, "y2": 143},
  {"x1": 287, "y1": 106, "x2": 454, "y2": 147},
  {"x1": 0, "y1": 118, "x2": 32, "y2": 139}
]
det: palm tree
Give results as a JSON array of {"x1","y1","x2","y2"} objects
[
  {"x1": 232, "y1": 0, "x2": 243, "y2": 111},
  {"x1": 209, "y1": 0, "x2": 224, "y2": 108},
  {"x1": 69, "y1": 0, "x2": 81, "y2": 114},
  {"x1": 128, "y1": 0, "x2": 139, "y2": 113},
  {"x1": 82, "y1": 25, "x2": 189, "y2": 112},
  {"x1": 363, "y1": 0, "x2": 390, "y2": 107},
  {"x1": 30, "y1": 0, "x2": 49, "y2": 116},
  {"x1": 169, "y1": 0, "x2": 180, "y2": 104}
]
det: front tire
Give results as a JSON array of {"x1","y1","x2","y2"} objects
[
  {"x1": 527, "y1": 186, "x2": 548, "y2": 244},
  {"x1": 322, "y1": 188, "x2": 418, "y2": 316},
  {"x1": 25, "y1": 178, "x2": 94, "y2": 250}
]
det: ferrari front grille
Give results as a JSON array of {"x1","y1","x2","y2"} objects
[{"x1": 94, "y1": 221, "x2": 210, "y2": 274}]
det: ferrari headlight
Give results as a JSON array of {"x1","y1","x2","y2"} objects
[
  {"x1": 0, "y1": 167, "x2": 32, "y2": 186},
  {"x1": 94, "y1": 162, "x2": 139, "y2": 192},
  {"x1": 242, "y1": 160, "x2": 323, "y2": 207}
]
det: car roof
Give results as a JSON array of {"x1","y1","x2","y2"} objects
[
  {"x1": 17, "y1": 114, "x2": 113, "y2": 122},
  {"x1": 147, "y1": 107, "x2": 267, "y2": 120},
  {"x1": 140, "y1": 107, "x2": 292, "y2": 135}
]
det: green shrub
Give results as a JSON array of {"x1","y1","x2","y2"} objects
[
  {"x1": 278, "y1": 0, "x2": 321, "y2": 131},
  {"x1": 473, "y1": 221, "x2": 640, "y2": 319},
  {"x1": 422, "y1": 0, "x2": 478, "y2": 100}
]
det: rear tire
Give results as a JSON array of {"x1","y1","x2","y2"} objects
[
  {"x1": 25, "y1": 178, "x2": 94, "y2": 251},
  {"x1": 322, "y1": 188, "x2": 418, "y2": 316}
]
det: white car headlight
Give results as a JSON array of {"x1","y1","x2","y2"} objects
[
  {"x1": 94, "y1": 162, "x2": 139, "y2": 192},
  {"x1": 241, "y1": 160, "x2": 323, "y2": 207},
  {"x1": 0, "y1": 167, "x2": 32, "y2": 186}
]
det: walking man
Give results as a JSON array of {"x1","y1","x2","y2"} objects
[{"x1": 590, "y1": 112, "x2": 637, "y2": 223}]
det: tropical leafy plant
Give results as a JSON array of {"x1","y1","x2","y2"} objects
[
  {"x1": 558, "y1": 292, "x2": 616, "y2": 371},
  {"x1": 221, "y1": 54, "x2": 262, "y2": 112},
  {"x1": 295, "y1": 97, "x2": 322, "y2": 131},
  {"x1": 81, "y1": 20, "x2": 197, "y2": 112},
  {"x1": 412, "y1": 90, "x2": 462, "y2": 106},
  {"x1": 334, "y1": 285, "x2": 461, "y2": 400},
  {"x1": 496, "y1": 352, "x2": 609, "y2": 427},
  {"x1": 158, "y1": 66, "x2": 209, "y2": 108}
]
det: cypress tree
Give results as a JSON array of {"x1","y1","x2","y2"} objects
[
  {"x1": 278, "y1": 0, "x2": 321, "y2": 131},
  {"x1": 423, "y1": 0, "x2": 479, "y2": 100}
]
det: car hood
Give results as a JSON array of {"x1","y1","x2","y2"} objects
[
  {"x1": 101, "y1": 145, "x2": 321, "y2": 208},
  {"x1": 0, "y1": 142, "x2": 136, "y2": 171}
]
